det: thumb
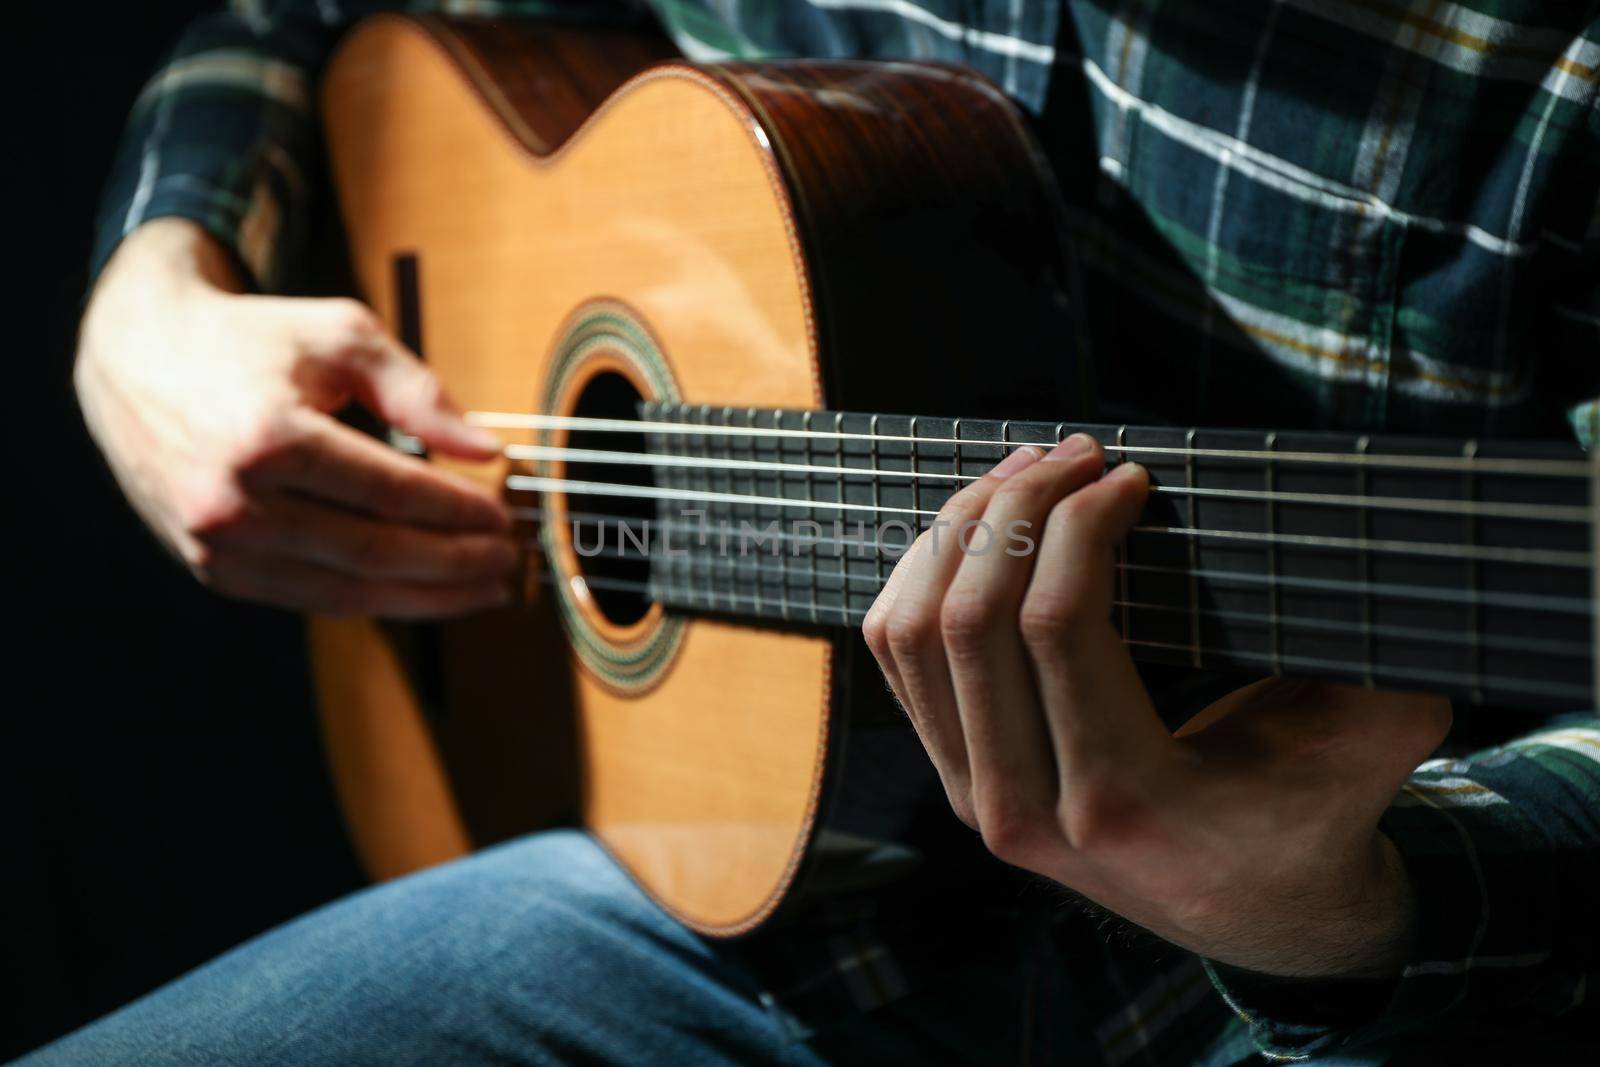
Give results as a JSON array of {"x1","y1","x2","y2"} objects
[{"x1": 310, "y1": 300, "x2": 503, "y2": 460}]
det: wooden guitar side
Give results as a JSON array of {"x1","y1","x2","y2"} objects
[{"x1": 312, "y1": 15, "x2": 1079, "y2": 935}]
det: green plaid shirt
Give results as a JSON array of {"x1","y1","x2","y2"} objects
[{"x1": 93, "y1": 3, "x2": 1600, "y2": 1063}]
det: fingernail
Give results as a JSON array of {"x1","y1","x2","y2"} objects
[
  {"x1": 989, "y1": 445, "x2": 1044, "y2": 479},
  {"x1": 1045, "y1": 433, "x2": 1095, "y2": 461},
  {"x1": 1106, "y1": 461, "x2": 1146, "y2": 482},
  {"x1": 464, "y1": 425, "x2": 504, "y2": 454}
]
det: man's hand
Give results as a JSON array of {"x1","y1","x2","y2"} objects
[
  {"x1": 863, "y1": 436, "x2": 1452, "y2": 978},
  {"x1": 75, "y1": 218, "x2": 516, "y2": 618}
]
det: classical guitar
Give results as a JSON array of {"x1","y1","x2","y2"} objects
[{"x1": 312, "y1": 14, "x2": 1597, "y2": 936}]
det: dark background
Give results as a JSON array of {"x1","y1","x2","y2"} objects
[{"x1": 6, "y1": 5, "x2": 365, "y2": 1057}]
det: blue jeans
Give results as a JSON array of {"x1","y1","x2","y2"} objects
[
  {"x1": 18, "y1": 831, "x2": 829, "y2": 1066},
  {"x1": 18, "y1": 830, "x2": 1099, "y2": 1066}
]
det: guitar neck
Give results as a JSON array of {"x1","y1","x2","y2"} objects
[{"x1": 535, "y1": 402, "x2": 1598, "y2": 710}]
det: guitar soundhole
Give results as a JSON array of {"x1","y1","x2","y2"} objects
[{"x1": 566, "y1": 371, "x2": 653, "y2": 626}]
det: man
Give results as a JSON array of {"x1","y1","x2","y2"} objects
[{"x1": 32, "y1": 1, "x2": 1600, "y2": 1064}]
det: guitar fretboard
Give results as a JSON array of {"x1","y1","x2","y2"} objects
[{"x1": 541, "y1": 401, "x2": 1598, "y2": 710}]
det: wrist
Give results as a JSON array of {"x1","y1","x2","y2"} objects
[
  {"x1": 1260, "y1": 834, "x2": 1415, "y2": 980},
  {"x1": 95, "y1": 217, "x2": 245, "y2": 305},
  {"x1": 77, "y1": 219, "x2": 243, "y2": 395},
  {"x1": 1189, "y1": 833, "x2": 1414, "y2": 980},
  {"x1": 1335, "y1": 832, "x2": 1415, "y2": 979}
]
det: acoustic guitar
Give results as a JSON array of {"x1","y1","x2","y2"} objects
[{"x1": 311, "y1": 14, "x2": 1597, "y2": 937}]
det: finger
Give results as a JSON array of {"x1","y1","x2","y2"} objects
[
  {"x1": 878, "y1": 444, "x2": 1043, "y2": 824},
  {"x1": 940, "y1": 435, "x2": 1105, "y2": 833},
  {"x1": 251, "y1": 409, "x2": 509, "y2": 531},
  {"x1": 862, "y1": 512, "x2": 946, "y2": 706},
  {"x1": 210, "y1": 493, "x2": 518, "y2": 583},
  {"x1": 862, "y1": 531, "x2": 927, "y2": 706},
  {"x1": 207, "y1": 551, "x2": 512, "y2": 620},
  {"x1": 1021, "y1": 461, "x2": 1172, "y2": 776},
  {"x1": 304, "y1": 299, "x2": 503, "y2": 460}
]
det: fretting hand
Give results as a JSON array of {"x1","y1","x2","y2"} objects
[
  {"x1": 75, "y1": 218, "x2": 516, "y2": 618},
  {"x1": 863, "y1": 436, "x2": 1451, "y2": 978}
]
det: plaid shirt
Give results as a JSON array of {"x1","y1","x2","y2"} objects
[{"x1": 93, "y1": 3, "x2": 1600, "y2": 1064}]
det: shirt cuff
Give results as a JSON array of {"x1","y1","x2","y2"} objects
[
  {"x1": 1204, "y1": 789, "x2": 1553, "y2": 1060},
  {"x1": 90, "y1": 179, "x2": 277, "y2": 295}
]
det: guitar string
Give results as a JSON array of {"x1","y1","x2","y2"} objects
[
  {"x1": 518, "y1": 506, "x2": 1592, "y2": 616},
  {"x1": 502, "y1": 474, "x2": 1592, "y2": 568},
  {"x1": 460, "y1": 411, "x2": 1594, "y2": 478},
  {"x1": 537, "y1": 537, "x2": 1590, "y2": 661},
  {"x1": 501, "y1": 443, "x2": 1589, "y2": 524},
  {"x1": 517, "y1": 506, "x2": 1593, "y2": 614},
  {"x1": 521, "y1": 566, "x2": 1591, "y2": 703}
]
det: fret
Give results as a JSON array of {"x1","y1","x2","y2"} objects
[
  {"x1": 677, "y1": 408, "x2": 697, "y2": 607},
  {"x1": 802, "y1": 410, "x2": 821, "y2": 623},
  {"x1": 834, "y1": 411, "x2": 849, "y2": 625},
  {"x1": 711, "y1": 404, "x2": 729, "y2": 614},
  {"x1": 1463, "y1": 440, "x2": 1484, "y2": 703},
  {"x1": 637, "y1": 398, "x2": 657, "y2": 605},
  {"x1": 721, "y1": 406, "x2": 741, "y2": 608},
  {"x1": 688, "y1": 404, "x2": 700, "y2": 614},
  {"x1": 1355, "y1": 436, "x2": 1375, "y2": 688},
  {"x1": 679, "y1": 405, "x2": 698, "y2": 611},
  {"x1": 656, "y1": 403, "x2": 676, "y2": 605},
  {"x1": 1264, "y1": 431, "x2": 1281, "y2": 676},
  {"x1": 713, "y1": 406, "x2": 732, "y2": 607},
  {"x1": 1184, "y1": 428, "x2": 1201, "y2": 668},
  {"x1": 1000, "y1": 419, "x2": 1013, "y2": 493},
  {"x1": 662, "y1": 400, "x2": 678, "y2": 608},
  {"x1": 952, "y1": 418, "x2": 963, "y2": 533},
  {"x1": 909, "y1": 415, "x2": 923, "y2": 525},
  {"x1": 744, "y1": 407, "x2": 763, "y2": 620},
  {"x1": 695, "y1": 405, "x2": 715, "y2": 614},
  {"x1": 869, "y1": 414, "x2": 885, "y2": 596},
  {"x1": 1116, "y1": 426, "x2": 1131, "y2": 642},
  {"x1": 774, "y1": 409, "x2": 793, "y2": 622}
]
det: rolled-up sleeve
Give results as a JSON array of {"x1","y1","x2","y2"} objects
[
  {"x1": 91, "y1": 1, "x2": 638, "y2": 293},
  {"x1": 91, "y1": 3, "x2": 340, "y2": 292}
]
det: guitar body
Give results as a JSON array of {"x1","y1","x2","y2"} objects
[{"x1": 312, "y1": 15, "x2": 1079, "y2": 934}]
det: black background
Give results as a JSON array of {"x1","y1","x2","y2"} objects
[{"x1": 6, "y1": 5, "x2": 365, "y2": 1057}]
